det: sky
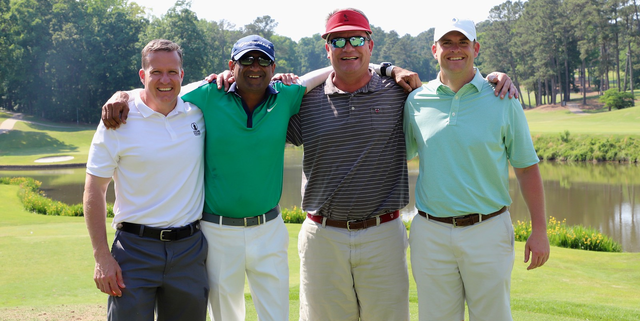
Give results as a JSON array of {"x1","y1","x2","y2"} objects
[{"x1": 131, "y1": 0, "x2": 509, "y2": 41}]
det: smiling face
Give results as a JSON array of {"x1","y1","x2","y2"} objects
[
  {"x1": 325, "y1": 30, "x2": 373, "y2": 81},
  {"x1": 230, "y1": 50, "x2": 275, "y2": 97},
  {"x1": 432, "y1": 31, "x2": 480, "y2": 81},
  {"x1": 139, "y1": 50, "x2": 184, "y2": 114}
]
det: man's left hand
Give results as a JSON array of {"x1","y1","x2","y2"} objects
[
  {"x1": 391, "y1": 67, "x2": 422, "y2": 93},
  {"x1": 524, "y1": 230, "x2": 550, "y2": 270},
  {"x1": 487, "y1": 72, "x2": 519, "y2": 99},
  {"x1": 205, "y1": 71, "x2": 233, "y2": 91}
]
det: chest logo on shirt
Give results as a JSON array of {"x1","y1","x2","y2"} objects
[
  {"x1": 267, "y1": 104, "x2": 277, "y2": 113},
  {"x1": 191, "y1": 123, "x2": 201, "y2": 136}
]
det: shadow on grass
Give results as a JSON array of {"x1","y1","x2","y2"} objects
[
  {"x1": 0, "y1": 131, "x2": 78, "y2": 156},
  {"x1": 23, "y1": 121, "x2": 95, "y2": 132}
]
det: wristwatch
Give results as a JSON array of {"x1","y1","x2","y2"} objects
[{"x1": 380, "y1": 62, "x2": 394, "y2": 77}]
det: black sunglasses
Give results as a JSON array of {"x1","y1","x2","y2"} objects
[
  {"x1": 237, "y1": 56, "x2": 273, "y2": 67},
  {"x1": 328, "y1": 36, "x2": 370, "y2": 49}
]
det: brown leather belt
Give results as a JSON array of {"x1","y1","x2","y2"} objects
[
  {"x1": 306, "y1": 210, "x2": 400, "y2": 231},
  {"x1": 417, "y1": 206, "x2": 507, "y2": 227}
]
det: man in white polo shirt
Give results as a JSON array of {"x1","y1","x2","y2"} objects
[{"x1": 83, "y1": 39, "x2": 208, "y2": 321}]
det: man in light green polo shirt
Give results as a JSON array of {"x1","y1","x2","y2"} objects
[{"x1": 403, "y1": 18, "x2": 550, "y2": 321}]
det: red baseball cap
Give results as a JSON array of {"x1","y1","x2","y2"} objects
[{"x1": 322, "y1": 9, "x2": 372, "y2": 39}]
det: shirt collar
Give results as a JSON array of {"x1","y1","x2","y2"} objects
[
  {"x1": 323, "y1": 68, "x2": 381, "y2": 95},
  {"x1": 227, "y1": 82, "x2": 279, "y2": 97},
  {"x1": 134, "y1": 95, "x2": 186, "y2": 118},
  {"x1": 428, "y1": 67, "x2": 485, "y2": 94}
]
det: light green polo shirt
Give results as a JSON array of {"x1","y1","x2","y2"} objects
[
  {"x1": 182, "y1": 81, "x2": 305, "y2": 218},
  {"x1": 403, "y1": 69, "x2": 539, "y2": 217}
]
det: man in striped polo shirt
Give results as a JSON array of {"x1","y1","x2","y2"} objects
[{"x1": 285, "y1": 9, "x2": 414, "y2": 320}]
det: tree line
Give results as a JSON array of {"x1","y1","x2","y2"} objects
[{"x1": 0, "y1": 0, "x2": 637, "y2": 124}]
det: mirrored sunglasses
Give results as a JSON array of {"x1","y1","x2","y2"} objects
[
  {"x1": 329, "y1": 36, "x2": 370, "y2": 49},
  {"x1": 237, "y1": 56, "x2": 273, "y2": 67}
]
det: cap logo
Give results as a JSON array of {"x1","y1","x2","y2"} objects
[
  {"x1": 237, "y1": 40, "x2": 273, "y2": 50},
  {"x1": 342, "y1": 13, "x2": 349, "y2": 22}
]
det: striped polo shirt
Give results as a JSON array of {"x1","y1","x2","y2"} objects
[{"x1": 287, "y1": 70, "x2": 409, "y2": 221}]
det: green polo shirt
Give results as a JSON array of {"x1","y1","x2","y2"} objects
[
  {"x1": 403, "y1": 69, "x2": 539, "y2": 217},
  {"x1": 182, "y1": 81, "x2": 305, "y2": 218}
]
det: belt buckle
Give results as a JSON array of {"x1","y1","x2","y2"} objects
[
  {"x1": 451, "y1": 218, "x2": 458, "y2": 227},
  {"x1": 346, "y1": 220, "x2": 357, "y2": 231},
  {"x1": 160, "y1": 229, "x2": 172, "y2": 241}
]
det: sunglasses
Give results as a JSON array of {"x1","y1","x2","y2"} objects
[
  {"x1": 237, "y1": 56, "x2": 273, "y2": 67},
  {"x1": 328, "y1": 36, "x2": 370, "y2": 49}
]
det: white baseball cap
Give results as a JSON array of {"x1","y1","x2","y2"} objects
[{"x1": 434, "y1": 18, "x2": 476, "y2": 42}]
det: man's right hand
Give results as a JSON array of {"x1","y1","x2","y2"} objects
[
  {"x1": 94, "y1": 253, "x2": 125, "y2": 297},
  {"x1": 102, "y1": 91, "x2": 130, "y2": 129}
]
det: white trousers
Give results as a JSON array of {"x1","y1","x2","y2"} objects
[
  {"x1": 201, "y1": 216, "x2": 289, "y2": 321},
  {"x1": 298, "y1": 217, "x2": 410, "y2": 321},
  {"x1": 409, "y1": 212, "x2": 515, "y2": 321}
]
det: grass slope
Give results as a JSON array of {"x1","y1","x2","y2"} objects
[
  {"x1": 1, "y1": 185, "x2": 639, "y2": 321},
  {"x1": 525, "y1": 105, "x2": 640, "y2": 136},
  {"x1": 0, "y1": 119, "x2": 96, "y2": 166}
]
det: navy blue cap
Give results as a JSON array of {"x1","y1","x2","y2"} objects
[{"x1": 231, "y1": 35, "x2": 275, "y2": 61}]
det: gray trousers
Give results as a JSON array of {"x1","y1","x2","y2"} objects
[{"x1": 107, "y1": 229, "x2": 209, "y2": 321}]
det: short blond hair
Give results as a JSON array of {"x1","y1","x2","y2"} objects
[{"x1": 141, "y1": 39, "x2": 183, "y2": 69}]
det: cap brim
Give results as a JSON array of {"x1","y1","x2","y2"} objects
[
  {"x1": 434, "y1": 28, "x2": 475, "y2": 42},
  {"x1": 232, "y1": 49, "x2": 275, "y2": 61},
  {"x1": 322, "y1": 26, "x2": 371, "y2": 39}
]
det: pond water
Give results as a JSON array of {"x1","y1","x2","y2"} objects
[{"x1": 2, "y1": 148, "x2": 639, "y2": 252}]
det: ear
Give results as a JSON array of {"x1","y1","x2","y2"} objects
[
  {"x1": 325, "y1": 43, "x2": 331, "y2": 58},
  {"x1": 139, "y1": 69, "x2": 145, "y2": 85},
  {"x1": 473, "y1": 41, "x2": 480, "y2": 58},
  {"x1": 180, "y1": 68, "x2": 184, "y2": 81},
  {"x1": 431, "y1": 44, "x2": 437, "y2": 59},
  {"x1": 228, "y1": 60, "x2": 234, "y2": 70}
]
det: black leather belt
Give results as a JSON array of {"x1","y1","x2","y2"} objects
[
  {"x1": 418, "y1": 206, "x2": 507, "y2": 227},
  {"x1": 118, "y1": 221, "x2": 200, "y2": 241},
  {"x1": 202, "y1": 206, "x2": 280, "y2": 227}
]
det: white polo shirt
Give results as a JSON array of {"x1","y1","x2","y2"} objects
[{"x1": 87, "y1": 95, "x2": 205, "y2": 229}]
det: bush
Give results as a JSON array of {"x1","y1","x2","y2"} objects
[
  {"x1": 1, "y1": 176, "x2": 114, "y2": 217},
  {"x1": 599, "y1": 88, "x2": 635, "y2": 110},
  {"x1": 514, "y1": 216, "x2": 622, "y2": 252},
  {"x1": 281, "y1": 206, "x2": 306, "y2": 223},
  {"x1": 533, "y1": 132, "x2": 640, "y2": 162}
]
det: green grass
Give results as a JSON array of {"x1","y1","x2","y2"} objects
[
  {"x1": 0, "y1": 119, "x2": 95, "y2": 166},
  {"x1": 0, "y1": 112, "x2": 10, "y2": 123},
  {"x1": 525, "y1": 105, "x2": 640, "y2": 135},
  {"x1": 1, "y1": 184, "x2": 639, "y2": 320}
]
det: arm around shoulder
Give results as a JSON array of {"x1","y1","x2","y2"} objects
[{"x1": 102, "y1": 89, "x2": 140, "y2": 129}]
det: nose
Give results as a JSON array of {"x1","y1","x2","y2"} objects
[
  {"x1": 159, "y1": 71, "x2": 172, "y2": 82},
  {"x1": 342, "y1": 42, "x2": 356, "y2": 51}
]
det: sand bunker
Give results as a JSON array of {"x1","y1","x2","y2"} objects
[{"x1": 34, "y1": 156, "x2": 75, "y2": 163}]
